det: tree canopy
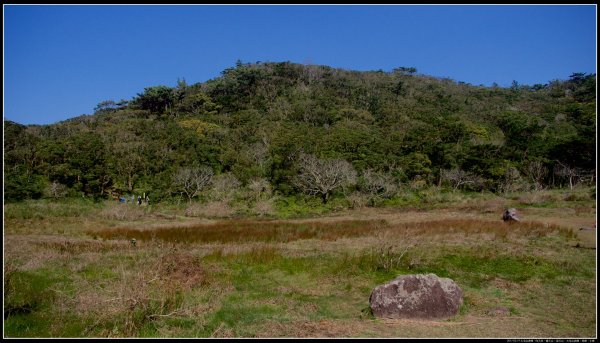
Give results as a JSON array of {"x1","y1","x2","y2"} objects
[{"x1": 4, "y1": 62, "x2": 596, "y2": 202}]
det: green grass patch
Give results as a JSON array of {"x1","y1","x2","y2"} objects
[
  {"x1": 432, "y1": 248, "x2": 595, "y2": 288},
  {"x1": 202, "y1": 250, "x2": 367, "y2": 332},
  {"x1": 3, "y1": 198, "x2": 102, "y2": 220},
  {"x1": 201, "y1": 293, "x2": 283, "y2": 337},
  {"x1": 273, "y1": 195, "x2": 349, "y2": 218},
  {"x1": 4, "y1": 311, "x2": 55, "y2": 337},
  {"x1": 330, "y1": 243, "x2": 595, "y2": 290},
  {"x1": 4, "y1": 267, "x2": 73, "y2": 337},
  {"x1": 78, "y1": 263, "x2": 120, "y2": 281}
]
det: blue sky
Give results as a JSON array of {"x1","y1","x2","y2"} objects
[{"x1": 4, "y1": 4, "x2": 597, "y2": 125}]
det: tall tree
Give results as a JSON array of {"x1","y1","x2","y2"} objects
[{"x1": 132, "y1": 86, "x2": 176, "y2": 114}]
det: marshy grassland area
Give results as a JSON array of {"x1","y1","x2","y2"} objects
[{"x1": 3, "y1": 187, "x2": 597, "y2": 338}]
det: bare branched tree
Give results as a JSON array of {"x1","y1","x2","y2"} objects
[
  {"x1": 209, "y1": 173, "x2": 241, "y2": 201},
  {"x1": 525, "y1": 160, "x2": 547, "y2": 191},
  {"x1": 173, "y1": 166, "x2": 214, "y2": 202},
  {"x1": 247, "y1": 177, "x2": 272, "y2": 201},
  {"x1": 246, "y1": 142, "x2": 271, "y2": 169},
  {"x1": 499, "y1": 166, "x2": 523, "y2": 194},
  {"x1": 440, "y1": 168, "x2": 484, "y2": 190},
  {"x1": 555, "y1": 161, "x2": 584, "y2": 190},
  {"x1": 361, "y1": 169, "x2": 398, "y2": 199},
  {"x1": 46, "y1": 180, "x2": 68, "y2": 199},
  {"x1": 293, "y1": 153, "x2": 357, "y2": 203}
]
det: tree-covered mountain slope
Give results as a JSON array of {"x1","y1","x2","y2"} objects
[{"x1": 4, "y1": 61, "x2": 596, "y2": 202}]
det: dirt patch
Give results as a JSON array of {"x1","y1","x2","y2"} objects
[
  {"x1": 373, "y1": 315, "x2": 547, "y2": 337},
  {"x1": 255, "y1": 319, "x2": 369, "y2": 338}
]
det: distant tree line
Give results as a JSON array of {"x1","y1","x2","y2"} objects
[{"x1": 3, "y1": 61, "x2": 596, "y2": 203}]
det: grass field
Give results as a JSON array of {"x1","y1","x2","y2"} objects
[{"x1": 3, "y1": 188, "x2": 597, "y2": 338}]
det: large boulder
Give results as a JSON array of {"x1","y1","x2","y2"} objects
[{"x1": 369, "y1": 274, "x2": 463, "y2": 319}]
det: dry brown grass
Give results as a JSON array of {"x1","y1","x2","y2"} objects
[
  {"x1": 254, "y1": 319, "x2": 370, "y2": 338},
  {"x1": 98, "y1": 203, "x2": 148, "y2": 221},
  {"x1": 34, "y1": 239, "x2": 126, "y2": 255},
  {"x1": 64, "y1": 247, "x2": 214, "y2": 337},
  {"x1": 515, "y1": 192, "x2": 562, "y2": 206},
  {"x1": 386, "y1": 219, "x2": 575, "y2": 240},
  {"x1": 452, "y1": 198, "x2": 507, "y2": 214},
  {"x1": 154, "y1": 250, "x2": 207, "y2": 289},
  {"x1": 87, "y1": 219, "x2": 389, "y2": 244},
  {"x1": 89, "y1": 272, "x2": 182, "y2": 336},
  {"x1": 203, "y1": 243, "x2": 283, "y2": 265},
  {"x1": 251, "y1": 199, "x2": 276, "y2": 217},
  {"x1": 184, "y1": 201, "x2": 235, "y2": 218}
]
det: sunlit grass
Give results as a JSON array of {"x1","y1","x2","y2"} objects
[{"x1": 4, "y1": 191, "x2": 596, "y2": 338}]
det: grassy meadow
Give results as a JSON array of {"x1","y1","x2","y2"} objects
[{"x1": 3, "y1": 187, "x2": 597, "y2": 338}]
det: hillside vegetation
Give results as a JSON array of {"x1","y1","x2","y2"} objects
[
  {"x1": 4, "y1": 62, "x2": 596, "y2": 207},
  {"x1": 4, "y1": 62, "x2": 596, "y2": 337}
]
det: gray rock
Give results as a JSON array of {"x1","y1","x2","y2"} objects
[
  {"x1": 369, "y1": 274, "x2": 463, "y2": 319},
  {"x1": 502, "y1": 208, "x2": 520, "y2": 222}
]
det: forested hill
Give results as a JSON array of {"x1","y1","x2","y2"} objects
[{"x1": 4, "y1": 61, "x2": 596, "y2": 202}]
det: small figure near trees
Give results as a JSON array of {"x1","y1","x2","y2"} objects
[{"x1": 502, "y1": 208, "x2": 520, "y2": 222}]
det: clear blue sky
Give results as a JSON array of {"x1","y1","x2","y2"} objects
[{"x1": 4, "y1": 4, "x2": 597, "y2": 125}]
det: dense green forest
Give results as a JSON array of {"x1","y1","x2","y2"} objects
[{"x1": 3, "y1": 61, "x2": 596, "y2": 204}]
